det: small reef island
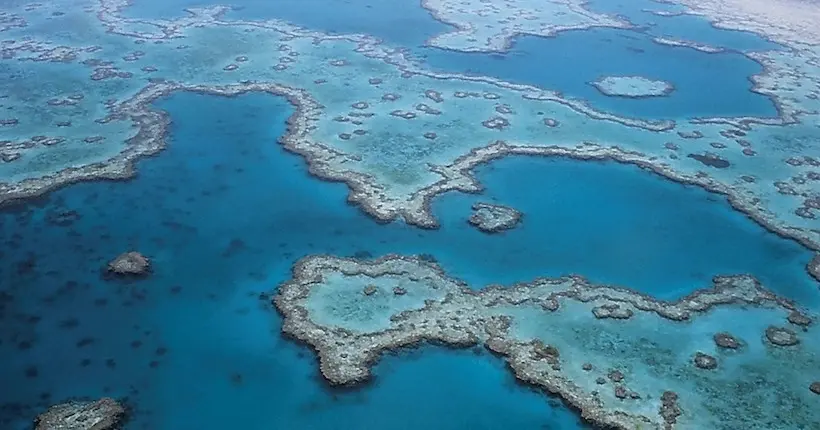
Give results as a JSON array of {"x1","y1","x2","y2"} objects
[
  {"x1": 276, "y1": 255, "x2": 819, "y2": 430},
  {"x1": 590, "y1": 76, "x2": 675, "y2": 98},
  {"x1": 467, "y1": 202, "x2": 522, "y2": 233},
  {"x1": 34, "y1": 398, "x2": 126, "y2": 430},
  {"x1": 106, "y1": 251, "x2": 151, "y2": 277}
]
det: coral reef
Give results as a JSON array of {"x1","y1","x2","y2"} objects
[
  {"x1": 421, "y1": 0, "x2": 629, "y2": 52},
  {"x1": 107, "y1": 251, "x2": 150, "y2": 276},
  {"x1": 673, "y1": 0, "x2": 820, "y2": 46},
  {"x1": 34, "y1": 398, "x2": 126, "y2": 430},
  {"x1": 808, "y1": 254, "x2": 820, "y2": 282},
  {"x1": 590, "y1": 75, "x2": 675, "y2": 98},
  {"x1": 0, "y1": 0, "x2": 818, "y2": 429},
  {"x1": 0, "y1": 0, "x2": 817, "y2": 259},
  {"x1": 713, "y1": 332, "x2": 741, "y2": 349},
  {"x1": 467, "y1": 202, "x2": 522, "y2": 233},
  {"x1": 652, "y1": 37, "x2": 724, "y2": 53},
  {"x1": 276, "y1": 254, "x2": 820, "y2": 429}
]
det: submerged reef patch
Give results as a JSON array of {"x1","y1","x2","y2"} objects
[
  {"x1": 276, "y1": 255, "x2": 820, "y2": 430},
  {"x1": 686, "y1": 153, "x2": 730, "y2": 168}
]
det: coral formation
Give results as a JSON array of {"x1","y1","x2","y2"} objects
[
  {"x1": 467, "y1": 202, "x2": 522, "y2": 233},
  {"x1": 0, "y1": 0, "x2": 817, "y2": 259},
  {"x1": 34, "y1": 398, "x2": 126, "y2": 430},
  {"x1": 421, "y1": 0, "x2": 629, "y2": 52},
  {"x1": 652, "y1": 37, "x2": 724, "y2": 53},
  {"x1": 0, "y1": 0, "x2": 819, "y2": 428},
  {"x1": 276, "y1": 254, "x2": 820, "y2": 429},
  {"x1": 107, "y1": 251, "x2": 150, "y2": 276},
  {"x1": 712, "y1": 332, "x2": 741, "y2": 349},
  {"x1": 590, "y1": 75, "x2": 675, "y2": 98}
]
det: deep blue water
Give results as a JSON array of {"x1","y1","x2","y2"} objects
[
  {"x1": 0, "y1": 92, "x2": 816, "y2": 428},
  {"x1": 438, "y1": 156, "x2": 817, "y2": 304},
  {"x1": 122, "y1": 0, "x2": 779, "y2": 119},
  {"x1": 0, "y1": 93, "x2": 586, "y2": 429}
]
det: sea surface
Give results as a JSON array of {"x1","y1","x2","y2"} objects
[
  {"x1": 0, "y1": 88, "x2": 815, "y2": 428},
  {"x1": 121, "y1": 0, "x2": 780, "y2": 119},
  {"x1": 1, "y1": 0, "x2": 817, "y2": 428}
]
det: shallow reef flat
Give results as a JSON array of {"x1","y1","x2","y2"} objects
[
  {"x1": 420, "y1": 0, "x2": 630, "y2": 52},
  {"x1": 591, "y1": 76, "x2": 674, "y2": 98},
  {"x1": 671, "y1": 0, "x2": 820, "y2": 47},
  {"x1": 0, "y1": 0, "x2": 819, "y2": 253},
  {"x1": 276, "y1": 254, "x2": 820, "y2": 430}
]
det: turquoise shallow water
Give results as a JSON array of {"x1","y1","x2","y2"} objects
[
  {"x1": 121, "y1": 0, "x2": 779, "y2": 119},
  {"x1": 0, "y1": 92, "x2": 816, "y2": 428}
]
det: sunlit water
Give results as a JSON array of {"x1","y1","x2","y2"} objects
[
  {"x1": 0, "y1": 90, "x2": 814, "y2": 428},
  {"x1": 1, "y1": 0, "x2": 817, "y2": 428}
]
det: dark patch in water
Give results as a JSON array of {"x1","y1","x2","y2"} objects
[
  {"x1": 76, "y1": 337, "x2": 95, "y2": 348},
  {"x1": 688, "y1": 153, "x2": 730, "y2": 168},
  {"x1": 353, "y1": 250, "x2": 372, "y2": 259},
  {"x1": 17, "y1": 341, "x2": 32, "y2": 351},
  {"x1": 418, "y1": 253, "x2": 438, "y2": 263},
  {"x1": 59, "y1": 318, "x2": 80, "y2": 329},
  {"x1": 24, "y1": 366, "x2": 38, "y2": 378},
  {"x1": 45, "y1": 208, "x2": 81, "y2": 227},
  {"x1": 15, "y1": 255, "x2": 37, "y2": 275}
]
